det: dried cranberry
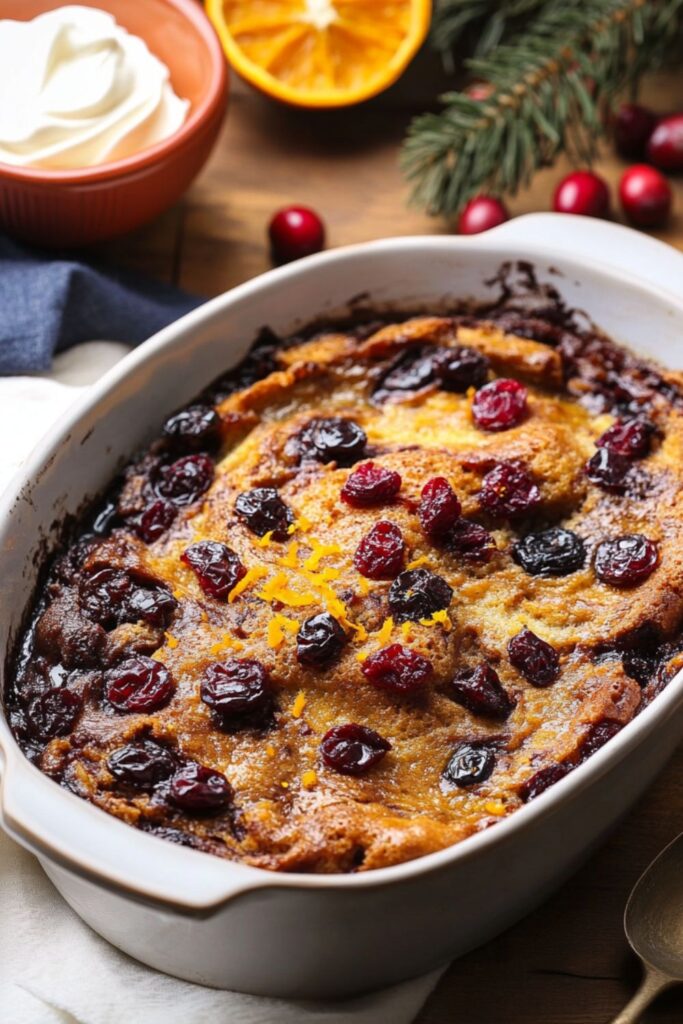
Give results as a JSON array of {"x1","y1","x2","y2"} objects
[
  {"x1": 289, "y1": 417, "x2": 367, "y2": 466},
  {"x1": 443, "y1": 742, "x2": 496, "y2": 788},
  {"x1": 361, "y1": 643, "x2": 433, "y2": 695},
  {"x1": 107, "y1": 740, "x2": 176, "y2": 789},
  {"x1": 181, "y1": 541, "x2": 246, "y2": 600},
  {"x1": 585, "y1": 448, "x2": 632, "y2": 492},
  {"x1": 80, "y1": 568, "x2": 177, "y2": 630},
  {"x1": 162, "y1": 406, "x2": 221, "y2": 452},
  {"x1": 320, "y1": 723, "x2": 391, "y2": 775},
  {"x1": 578, "y1": 719, "x2": 621, "y2": 761},
  {"x1": 374, "y1": 347, "x2": 436, "y2": 399},
  {"x1": 235, "y1": 487, "x2": 293, "y2": 540},
  {"x1": 508, "y1": 627, "x2": 559, "y2": 687},
  {"x1": 444, "y1": 518, "x2": 495, "y2": 563},
  {"x1": 594, "y1": 534, "x2": 659, "y2": 587},
  {"x1": 341, "y1": 462, "x2": 402, "y2": 508},
  {"x1": 297, "y1": 613, "x2": 347, "y2": 666},
  {"x1": 419, "y1": 477, "x2": 462, "y2": 537},
  {"x1": 105, "y1": 657, "x2": 175, "y2": 713},
  {"x1": 449, "y1": 664, "x2": 515, "y2": 719},
  {"x1": 156, "y1": 454, "x2": 214, "y2": 506},
  {"x1": 472, "y1": 378, "x2": 527, "y2": 431},
  {"x1": 132, "y1": 500, "x2": 176, "y2": 543},
  {"x1": 201, "y1": 658, "x2": 271, "y2": 718},
  {"x1": 596, "y1": 418, "x2": 653, "y2": 458},
  {"x1": 433, "y1": 345, "x2": 489, "y2": 391},
  {"x1": 169, "y1": 762, "x2": 232, "y2": 812},
  {"x1": 478, "y1": 461, "x2": 541, "y2": 518},
  {"x1": 520, "y1": 763, "x2": 570, "y2": 802},
  {"x1": 354, "y1": 521, "x2": 405, "y2": 580},
  {"x1": 388, "y1": 568, "x2": 453, "y2": 622},
  {"x1": 512, "y1": 527, "x2": 586, "y2": 577},
  {"x1": 25, "y1": 687, "x2": 82, "y2": 741}
]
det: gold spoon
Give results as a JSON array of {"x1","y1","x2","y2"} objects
[{"x1": 611, "y1": 833, "x2": 683, "y2": 1023}]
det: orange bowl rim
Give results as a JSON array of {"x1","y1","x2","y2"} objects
[{"x1": 0, "y1": 0, "x2": 228, "y2": 184}]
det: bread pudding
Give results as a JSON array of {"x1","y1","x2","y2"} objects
[{"x1": 8, "y1": 298, "x2": 683, "y2": 874}]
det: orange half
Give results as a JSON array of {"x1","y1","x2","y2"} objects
[{"x1": 206, "y1": 0, "x2": 431, "y2": 108}]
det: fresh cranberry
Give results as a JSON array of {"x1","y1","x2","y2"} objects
[
  {"x1": 132, "y1": 499, "x2": 176, "y2": 543},
  {"x1": 288, "y1": 417, "x2": 367, "y2": 466},
  {"x1": 443, "y1": 742, "x2": 496, "y2": 787},
  {"x1": 235, "y1": 487, "x2": 293, "y2": 540},
  {"x1": 472, "y1": 378, "x2": 528, "y2": 431},
  {"x1": 433, "y1": 346, "x2": 489, "y2": 392},
  {"x1": 297, "y1": 612, "x2": 347, "y2": 666},
  {"x1": 162, "y1": 406, "x2": 221, "y2": 452},
  {"x1": 80, "y1": 568, "x2": 177, "y2": 629},
  {"x1": 478, "y1": 460, "x2": 541, "y2": 518},
  {"x1": 353, "y1": 521, "x2": 405, "y2": 580},
  {"x1": 105, "y1": 656, "x2": 175, "y2": 712},
  {"x1": 508, "y1": 627, "x2": 559, "y2": 687},
  {"x1": 520, "y1": 762, "x2": 570, "y2": 802},
  {"x1": 362, "y1": 643, "x2": 433, "y2": 695},
  {"x1": 419, "y1": 477, "x2": 462, "y2": 537},
  {"x1": 646, "y1": 114, "x2": 683, "y2": 172},
  {"x1": 374, "y1": 347, "x2": 436, "y2": 399},
  {"x1": 614, "y1": 103, "x2": 657, "y2": 159},
  {"x1": 268, "y1": 205, "x2": 325, "y2": 264},
  {"x1": 596, "y1": 418, "x2": 653, "y2": 458},
  {"x1": 388, "y1": 568, "x2": 453, "y2": 622},
  {"x1": 465, "y1": 81, "x2": 494, "y2": 101},
  {"x1": 320, "y1": 723, "x2": 391, "y2": 775},
  {"x1": 553, "y1": 171, "x2": 610, "y2": 218},
  {"x1": 200, "y1": 658, "x2": 272, "y2": 718},
  {"x1": 169, "y1": 762, "x2": 232, "y2": 812},
  {"x1": 25, "y1": 687, "x2": 82, "y2": 741},
  {"x1": 594, "y1": 534, "x2": 659, "y2": 587},
  {"x1": 585, "y1": 448, "x2": 632, "y2": 492},
  {"x1": 445, "y1": 518, "x2": 496, "y2": 563},
  {"x1": 449, "y1": 664, "x2": 515, "y2": 719},
  {"x1": 341, "y1": 462, "x2": 402, "y2": 507},
  {"x1": 181, "y1": 541, "x2": 246, "y2": 600},
  {"x1": 458, "y1": 196, "x2": 509, "y2": 235},
  {"x1": 619, "y1": 165, "x2": 672, "y2": 228},
  {"x1": 156, "y1": 454, "x2": 214, "y2": 506},
  {"x1": 512, "y1": 527, "x2": 586, "y2": 577},
  {"x1": 107, "y1": 740, "x2": 176, "y2": 789}
]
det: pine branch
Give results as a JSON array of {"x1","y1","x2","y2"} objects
[
  {"x1": 432, "y1": 0, "x2": 550, "y2": 68},
  {"x1": 403, "y1": 0, "x2": 683, "y2": 218}
]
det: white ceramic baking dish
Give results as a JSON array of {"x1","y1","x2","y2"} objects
[{"x1": 2, "y1": 214, "x2": 683, "y2": 999}]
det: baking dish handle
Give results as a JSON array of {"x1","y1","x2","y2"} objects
[{"x1": 486, "y1": 212, "x2": 683, "y2": 297}]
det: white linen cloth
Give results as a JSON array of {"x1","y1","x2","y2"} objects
[{"x1": 0, "y1": 343, "x2": 445, "y2": 1023}]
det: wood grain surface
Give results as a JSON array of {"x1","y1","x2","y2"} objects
[{"x1": 96, "y1": 58, "x2": 683, "y2": 1024}]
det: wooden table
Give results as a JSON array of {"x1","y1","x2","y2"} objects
[{"x1": 98, "y1": 60, "x2": 683, "y2": 1024}]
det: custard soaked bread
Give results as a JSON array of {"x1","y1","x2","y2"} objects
[{"x1": 9, "y1": 308, "x2": 683, "y2": 872}]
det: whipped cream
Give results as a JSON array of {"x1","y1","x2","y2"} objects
[{"x1": 0, "y1": 5, "x2": 189, "y2": 169}]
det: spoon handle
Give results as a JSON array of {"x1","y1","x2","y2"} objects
[{"x1": 610, "y1": 966, "x2": 673, "y2": 1024}]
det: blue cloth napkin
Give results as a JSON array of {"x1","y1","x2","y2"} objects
[{"x1": 0, "y1": 236, "x2": 203, "y2": 375}]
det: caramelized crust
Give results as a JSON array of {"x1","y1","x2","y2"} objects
[{"x1": 8, "y1": 309, "x2": 683, "y2": 873}]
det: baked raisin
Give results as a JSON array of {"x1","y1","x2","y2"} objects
[
  {"x1": 361, "y1": 643, "x2": 433, "y2": 695},
  {"x1": 156, "y1": 453, "x2": 214, "y2": 506},
  {"x1": 296, "y1": 613, "x2": 347, "y2": 666},
  {"x1": 108, "y1": 740, "x2": 176, "y2": 789},
  {"x1": 594, "y1": 534, "x2": 659, "y2": 587},
  {"x1": 512, "y1": 527, "x2": 586, "y2": 577},
  {"x1": 105, "y1": 657, "x2": 175, "y2": 713},
  {"x1": 449, "y1": 664, "x2": 515, "y2": 719},
  {"x1": 508, "y1": 627, "x2": 559, "y2": 687},
  {"x1": 162, "y1": 406, "x2": 221, "y2": 452},
  {"x1": 353, "y1": 521, "x2": 405, "y2": 580},
  {"x1": 200, "y1": 659, "x2": 272, "y2": 718},
  {"x1": 374, "y1": 347, "x2": 436, "y2": 399},
  {"x1": 25, "y1": 687, "x2": 82, "y2": 741},
  {"x1": 169, "y1": 763, "x2": 232, "y2": 812},
  {"x1": 320, "y1": 723, "x2": 391, "y2": 775},
  {"x1": 181, "y1": 541, "x2": 247, "y2": 600},
  {"x1": 443, "y1": 743, "x2": 496, "y2": 788},
  {"x1": 79, "y1": 568, "x2": 177, "y2": 630},
  {"x1": 444, "y1": 518, "x2": 495, "y2": 563},
  {"x1": 388, "y1": 568, "x2": 453, "y2": 622},
  {"x1": 289, "y1": 417, "x2": 367, "y2": 466},
  {"x1": 235, "y1": 487, "x2": 294, "y2": 540},
  {"x1": 132, "y1": 500, "x2": 176, "y2": 543},
  {"x1": 585, "y1": 448, "x2": 631, "y2": 492},
  {"x1": 433, "y1": 346, "x2": 489, "y2": 392}
]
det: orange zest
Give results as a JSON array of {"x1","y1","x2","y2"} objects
[{"x1": 206, "y1": 1, "x2": 432, "y2": 108}]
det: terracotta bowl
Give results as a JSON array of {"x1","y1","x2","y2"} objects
[{"x1": 0, "y1": 0, "x2": 228, "y2": 247}]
